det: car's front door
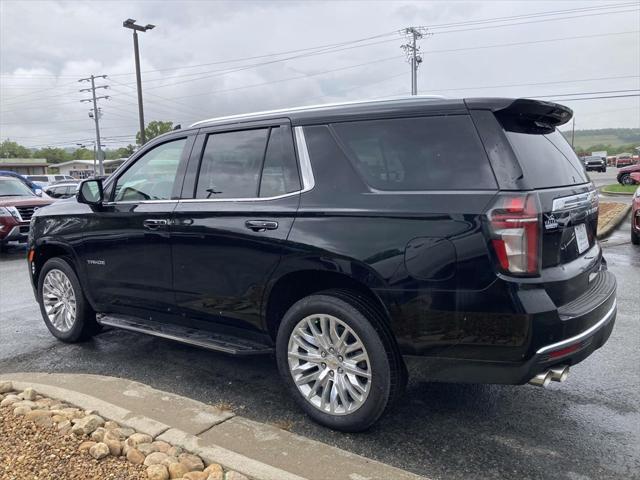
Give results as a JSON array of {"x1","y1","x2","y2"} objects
[
  {"x1": 80, "y1": 135, "x2": 194, "y2": 318},
  {"x1": 170, "y1": 121, "x2": 302, "y2": 332}
]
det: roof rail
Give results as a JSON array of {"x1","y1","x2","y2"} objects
[{"x1": 189, "y1": 95, "x2": 447, "y2": 128}]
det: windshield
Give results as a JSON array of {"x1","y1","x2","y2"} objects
[{"x1": 0, "y1": 178, "x2": 36, "y2": 197}]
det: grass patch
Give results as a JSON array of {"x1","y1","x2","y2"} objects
[{"x1": 601, "y1": 184, "x2": 637, "y2": 194}]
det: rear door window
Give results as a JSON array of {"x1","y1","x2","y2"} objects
[
  {"x1": 196, "y1": 129, "x2": 269, "y2": 199},
  {"x1": 504, "y1": 130, "x2": 589, "y2": 188},
  {"x1": 331, "y1": 115, "x2": 496, "y2": 191}
]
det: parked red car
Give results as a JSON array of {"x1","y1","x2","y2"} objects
[
  {"x1": 631, "y1": 172, "x2": 640, "y2": 245},
  {"x1": 0, "y1": 176, "x2": 52, "y2": 251},
  {"x1": 617, "y1": 164, "x2": 640, "y2": 185}
]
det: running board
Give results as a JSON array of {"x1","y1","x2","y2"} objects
[{"x1": 96, "y1": 314, "x2": 274, "y2": 356}]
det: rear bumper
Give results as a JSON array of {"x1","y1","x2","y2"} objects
[
  {"x1": 404, "y1": 298, "x2": 616, "y2": 384},
  {"x1": 404, "y1": 270, "x2": 617, "y2": 385}
]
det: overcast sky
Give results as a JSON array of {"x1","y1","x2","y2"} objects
[{"x1": 1, "y1": 0, "x2": 639, "y2": 149}]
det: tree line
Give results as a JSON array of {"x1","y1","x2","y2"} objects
[{"x1": 0, "y1": 120, "x2": 173, "y2": 164}]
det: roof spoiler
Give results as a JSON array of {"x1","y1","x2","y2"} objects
[{"x1": 465, "y1": 98, "x2": 573, "y2": 134}]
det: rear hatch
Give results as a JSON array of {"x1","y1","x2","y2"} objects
[{"x1": 481, "y1": 99, "x2": 602, "y2": 307}]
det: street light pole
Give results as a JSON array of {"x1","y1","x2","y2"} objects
[{"x1": 123, "y1": 18, "x2": 155, "y2": 145}]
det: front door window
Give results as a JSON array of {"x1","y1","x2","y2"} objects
[{"x1": 113, "y1": 138, "x2": 186, "y2": 202}]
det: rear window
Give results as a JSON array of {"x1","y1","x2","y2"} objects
[
  {"x1": 505, "y1": 130, "x2": 589, "y2": 188},
  {"x1": 28, "y1": 176, "x2": 48, "y2": 181},
  {"x1": 331, "y1": 115, "x2": 497, "y2": 191}
]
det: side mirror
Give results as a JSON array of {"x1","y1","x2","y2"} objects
[
  {"x1": 77, "y1": 179, "x2": 104, "y2": 205},
  {"x1": 34, "y1": 188, "x2": 43, "y2": 197}
]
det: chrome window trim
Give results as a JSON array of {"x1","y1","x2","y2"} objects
[
  {"x1": 536, "y1": 298, "x2": 617, "y2": 355},
  {"x1": 551, "y1": 189, "x2": 597, "y2": 212},
  {"x1": 294, "y1": 126, "x2": 315, "y2": 193},
  {"x1": 103, "y1": 127, "x2": 315, "y2": 205}
]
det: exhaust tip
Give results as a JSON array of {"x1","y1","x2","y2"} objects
[
  {"x1": 549, "y1": 365, "x2": 570, "y2": 382},
  {"x1": 528, "y1": 371, "x2": 551, "y2": 388}
]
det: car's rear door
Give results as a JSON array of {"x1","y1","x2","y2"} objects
[{"x1": 170, "y1": 120, "x2": 302, "y2": 333}]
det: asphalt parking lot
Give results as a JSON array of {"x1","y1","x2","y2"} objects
[{"x1": 1, "y1": 211, "x2": 638, "y2": 480}]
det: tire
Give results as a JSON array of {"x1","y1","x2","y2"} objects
[
  {"x1": 37, "y1": 257, "x2": 100, "y2": 342},
  {"x1": 632, "y1": 228, "x2": 640, "y2": 245},
  {"x1": 276, "y1": 290, "x2": 406, "y2": 432},
  {"x1": 620, "y1": 174, "x2": 633, "y2": 185}
]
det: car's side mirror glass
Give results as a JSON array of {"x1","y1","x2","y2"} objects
[
  {"x1": 34, "y1": 188, "x2": 43, "y2": 197},
  {"x1": 77, "y1": 179, "x2": 104, "y2": 205}
]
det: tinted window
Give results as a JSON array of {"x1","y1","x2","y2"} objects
[
  {"x1": 113, "y1": 138, "x2": 185, "y2": 202},
  {"x1": 259, "y1": 126, "x2": 300, "y2": 197},
  {"x1": 196, "y1": 129, "x2": 269, "y2": 199},
  {"x1": 332, "y1": 115, "x2": 496, "y2": 190},
  {"x1": 54, "y1": 175, "x2": 65, "y2": 180},
  {"x1": 28, "y1": 176, "x2": 48, "y2": 182},
  {"x1": 505, "y1": 130, "x2": 589, "y2": 188}
]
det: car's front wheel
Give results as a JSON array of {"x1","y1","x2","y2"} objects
[
  {"x1": 38, "y1": 257, "x2": 100, "y2": 342},
  {"x1": 276, "y1": 290, "x2": 405, "y2": 432},
  {"x1": 620, "y1": 174, "x2": 634, "y2": 185}
]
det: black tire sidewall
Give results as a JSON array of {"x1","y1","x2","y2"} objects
[
  {"x1": 276, "y1": 294, "x2": 392, "y2": 432},
  {"x1": 37, "y1": 257, "x2": 92, "y2": 342}
]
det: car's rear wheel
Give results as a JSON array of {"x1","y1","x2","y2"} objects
[
  {"x1": 276, "y1": 290, "x2": 405, "y2": 432},
  {"x1": 38, "y1": 257, "x2": 100, "y2": 342},
  {"x1": 632, "y1": 227, "x2": 640, "y2": 245}
]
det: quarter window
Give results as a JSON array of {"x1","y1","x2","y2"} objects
[
  {"x1": 332, "y1": 115, "x2": 497, "y2": 191},
  {"x1": 113, "y1": 138, "x2": 186, "y2": 202}
]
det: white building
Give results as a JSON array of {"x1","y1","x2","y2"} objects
[{"x1": 51, "y1": 159, "x2": 127, "y2": 178}]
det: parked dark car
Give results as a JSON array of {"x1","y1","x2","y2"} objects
[
  {"x1": 44, "y1": 181, "x2": 78, "y2": 199},
  {"x1": 632, "y1": 173, "x2": 640, "y2": 245},
  {"x1": 0, "y1": 176, "x2": 52, "y2": 251},
  {"x1": 27, "y1": 97, "x2": 617, "y2": 431},
  {"x1": 583, "y1": 155, "x2": 606, "y2": 172},
  {"x1": 617, "y1": 163, "x2": 640, "y2": 185}
]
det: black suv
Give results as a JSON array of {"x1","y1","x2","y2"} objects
[{"x1": 28, "y1": 97, "x2": 616, "y2": 431}]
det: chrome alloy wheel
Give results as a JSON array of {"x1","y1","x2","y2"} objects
[
  {"x1": 287, "y1": 314, "x2": 371, "y2": 415},
  {"x1": 42, "y1": 269, "x2": 77, "y2": 332}
]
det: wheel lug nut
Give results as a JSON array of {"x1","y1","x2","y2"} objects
[
  {"x1": 329, "y1": 370, "x2": 334, "y2": 376},
  {"x1": 329, "y1": 348, "x2": 334, "y2": 353},
  {"x1": 321, "y1": 363, "x2": 326, "y2": 369},
  {"x1": 321, "y1": 351, "x2": 326, "y2": 357},
  {"x1": 338, "y1": 356, "x2": 343, "y2": 362},
  {"x1": 338, "y1": 368, "x2": 343, "y2": 374}
]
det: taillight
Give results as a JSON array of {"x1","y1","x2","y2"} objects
[{"x1": 487, "y1": 193, "x2": 541, "y2": 276}]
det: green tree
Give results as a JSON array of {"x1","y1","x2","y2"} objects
[
  {"x1": 32, "y1": 147, "x2": 70, "y2": 164},
  {"x1": 136, "y1": 120, "x2": 173, "y2": 145},
  {"x1": 72, "y1": 148, "x2": 93, "y2": 160},
  {"x1": 0, "y1": 140, "x2": 31, "y2": 158}
]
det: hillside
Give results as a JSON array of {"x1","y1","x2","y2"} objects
[{"x1": 560, "y1": 128, "x2": 640, "y2": 153}]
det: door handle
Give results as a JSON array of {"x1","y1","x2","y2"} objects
[
  {"x1": 143, "y1": 218, "x2": 169, "y2": 230},
  {"x1": 245, "y1": 220, "x2": 278, "y2": 232}
]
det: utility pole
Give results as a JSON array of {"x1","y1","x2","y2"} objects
[
  {"x1": 123, "y1": 19, "x2": 155, "y2": 145},
  {"x1": 401, "y1": 27, "x2": 429, "y2": 95},
  {"x1": 79, "y1": 75, "x2": 109, "y2": 176}
]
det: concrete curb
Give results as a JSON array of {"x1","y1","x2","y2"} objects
[
  {"x1": 597, "y1": 205, "x2": 631, "y2": 239},
  {"x1": 2, "y1": 373, "x2": 426, "y2": 480},
  {"x1": 4, "y1": 378, "x2": 308, "y2": 480}
]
